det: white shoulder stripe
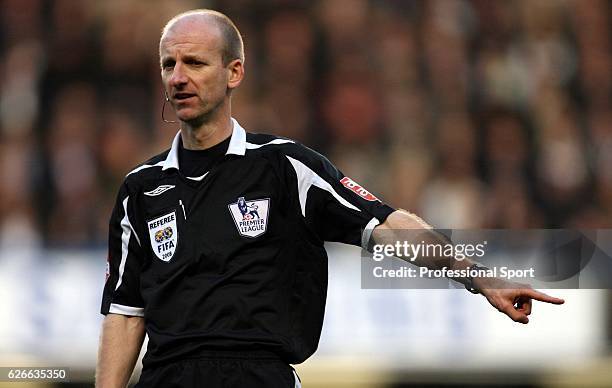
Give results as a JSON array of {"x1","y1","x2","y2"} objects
[
  {"x1": 109, "y1": 303, "x2": 144, "y2": 317},
  {"x1": 286, "y1": 155, "x2": 360, "y2": 216},
  {"x1": 126, "y1": 160, "x2": 165, "y2": 176},
  {"x1": 115, "y1": 196, "x2": 140, "y2": 292},
  {"x1": 186, "y1": 172, "x2": 209, "y2": 181},
  {"x1": 246, "y1": 139, "x2": 294, "y2": 149}
]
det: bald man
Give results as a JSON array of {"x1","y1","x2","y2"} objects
[{"x1": 96, "y1": 9, "x2": 564, "y2": 388}]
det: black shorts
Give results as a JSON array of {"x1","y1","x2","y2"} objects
[{"x1": 135, "y1": 352, "x2": 300, "y2": 388}]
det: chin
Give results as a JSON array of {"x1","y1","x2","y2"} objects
[
  {"x1": 175, "y1": 109, "x2": 202, "y2": 122},
  {"x1": 179, "y1": 104, "x2": 223, "y2": 123}
]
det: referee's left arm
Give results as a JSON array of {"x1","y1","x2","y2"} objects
[{"x1": 371, "y1": 209, "x2": 564, "y2": 324}]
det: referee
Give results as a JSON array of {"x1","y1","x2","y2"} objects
[{"x1": 96, "y1": 9, "x2": 564, "y2": 388}]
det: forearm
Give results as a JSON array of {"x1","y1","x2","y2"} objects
[
  {"x1": 371, "y1": 209, "x2": 477, "y2": 288},
  {"x1": 96, "y1": 314, "x2": 146, "y2": 388},
  {"x1": 371, "y1": 210, "x2": 565, "y2": 323}
]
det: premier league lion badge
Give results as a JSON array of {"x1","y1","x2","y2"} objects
[
  {"x1": 148, "y1": 211, "x2": 178, "y2": 262},
  {"x1": 228, "y1": 197, "x2": 270, "y2": 238}
]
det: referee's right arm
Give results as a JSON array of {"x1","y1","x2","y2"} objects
[
  {"x1": 96, "y1": 314, "x2": 145, "y2": 387},
  {"x1": 97, "y1": 182, "x2": 147, "y2": 387}
]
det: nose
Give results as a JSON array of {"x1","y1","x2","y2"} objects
[{"x1": 168, "y1": 62, "x2": 188, "y2": 89}]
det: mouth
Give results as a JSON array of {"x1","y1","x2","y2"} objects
[{"x1": 173, "y1": 92, "x2": 197, "y2": 101}]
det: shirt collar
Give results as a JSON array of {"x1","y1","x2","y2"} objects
[{"x1": 162, "y1": 117, "x2": 247, "y2": 171}]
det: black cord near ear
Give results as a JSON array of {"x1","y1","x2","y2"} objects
[{"x1": 162, "y1": 91, "x2": 177, "y2": 123}]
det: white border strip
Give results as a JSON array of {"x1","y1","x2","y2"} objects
[
  {"x1": 127, "y1": 160, "x2": 165, "y2": 176},
  {"x1": 246, "y1": 139, "x2": 294, "y2": 149},
  {"x1": 109, "y1": 303, "x2": 144, "y2": 317},
  {"x1": 115, "y1": 196, "x2": 139, "y2": 291},
  {"x1": 186, "y1": 172, "x2": 209, "y2": 181},
  {"x1": 293, "y1": 370, "x2": 301, "y2": 388},
  {"x1": 361, "y1": 217, "x2": 380, "y2": 250}
]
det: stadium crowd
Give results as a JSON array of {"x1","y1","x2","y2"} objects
[{"x1": 0, "y1": 0, "x2": 610, "y2": 248}]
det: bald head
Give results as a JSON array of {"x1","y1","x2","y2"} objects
[{"x1": 161, "y1": 9, "x2": 244, "y2": 65}]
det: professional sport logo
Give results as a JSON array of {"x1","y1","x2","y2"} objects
[
  {"x1": 340, "y1": 177, "x2": 379, "y2": 201},
  {"x1": 228, "y1": 197, "x2": 270, "y2": 238},
  {"x1": 147, "y1": 211, "x2": 178, "y2": 262}
]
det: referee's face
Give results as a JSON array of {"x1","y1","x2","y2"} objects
[{"x1": 160, "y1": 18, "x2": 235, "y2": 124}]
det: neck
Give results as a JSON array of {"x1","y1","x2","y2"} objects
[{"x1": 179, "y1": 101, "x2": 233, "y2": 150}]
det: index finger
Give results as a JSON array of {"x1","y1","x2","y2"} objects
[{"x1": 520, "y1": 289, "x2": 565, "y2": 304}]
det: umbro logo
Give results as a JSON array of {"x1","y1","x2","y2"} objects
[{"x1": 144, "y1": 185, "x2": 175, "y2": 196}]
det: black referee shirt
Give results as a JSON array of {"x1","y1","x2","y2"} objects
[{"x1": 101, "y1": 118, "x2": 395, "y2": 369}]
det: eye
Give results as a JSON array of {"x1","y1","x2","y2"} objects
[
  {"x1": 185, "y1": 58, "x2": 207, "y2": 67},
  {"x1": 161, "y1": 60, "x2": 175, "y2": 70}
]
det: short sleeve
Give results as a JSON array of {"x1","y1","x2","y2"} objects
[
  {"x1": 100, "y1": 182, "x2": 145, "y2": 317},
  {"x1": 283, "y1": 144, "x2": 395, "y2": 248}
]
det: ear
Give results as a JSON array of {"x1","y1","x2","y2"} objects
[{"x1": 227, "y1": 59, "x2": 244, "y2": 90}]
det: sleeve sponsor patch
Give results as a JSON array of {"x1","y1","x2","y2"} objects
[{"x1": 340, "y1": 177, "x2": 379, "y2": 201}]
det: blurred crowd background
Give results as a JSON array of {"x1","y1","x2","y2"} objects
[
  {"x1": 0, "y1": 0, "x2": 611, "y2": 249},
  {"x1": 0, "y1": 2, "x2": 611, "y2": 388}
]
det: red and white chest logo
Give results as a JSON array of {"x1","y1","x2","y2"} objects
[{"x1": 340, "y1": 177, "x2": 379, "y2": 201}]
